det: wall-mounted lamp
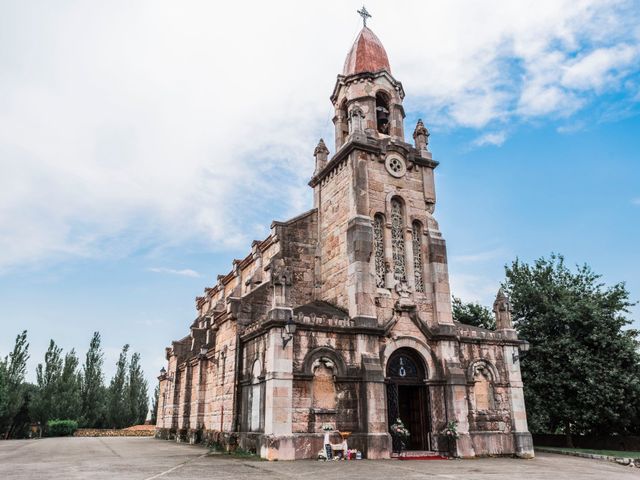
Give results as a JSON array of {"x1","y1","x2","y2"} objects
[
  {"x1": 160, "y1": 366, "x2": 166, "y2": 376},
  {"x1": 281, "y1": 316, "x2": 297, "y2": 349},
  {"x1": 513, "y1": 340, "x2": 531, "y2": 363},
  {"x1": 199, "y1": 347, "x2": 208, "y2": 359}
]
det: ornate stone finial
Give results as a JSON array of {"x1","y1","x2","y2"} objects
[
  {"x1": 413, "y1": 119, "x2": 430, "y2": 152},
  {"x1": 314, "y1": 138, "x2": 329, "y2": 156},
  {"x1": 357, "y1": 5, "x2": 372, "y2": 27},
  {"x1": 314, "y1": 138, "x2": 329, "y2": 174},
  {"x1": 493, "y1": 288, "x2": 513, "y2": 330}
]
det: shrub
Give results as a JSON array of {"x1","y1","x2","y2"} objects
[{"x1": 47, "y1": 419, "x2": 78, "y2": 437}]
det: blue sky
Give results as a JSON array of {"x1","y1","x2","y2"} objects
[{"x1": 1, "y1": 0, "x2": 639, "y2": 392}]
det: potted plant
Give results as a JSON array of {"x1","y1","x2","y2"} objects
[
  {"x1": 440, "y1": 420, "x2": 459, "y2": 456},
  {"x1": 389, "y1": 418, "x2": 410, "y2": 453}
]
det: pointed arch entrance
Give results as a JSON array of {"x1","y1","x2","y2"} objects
[{"x1": 386, "y1": 347, "x2": 431, "y2": 451}]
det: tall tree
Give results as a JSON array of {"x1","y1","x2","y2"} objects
[
  {"x1": 107, "y1": 344, "x2": 129, "y2": 429},
  {"x1": 0, "y1": 331, "x2": 30, "y2": 438},
  {"x1": 504, "y1": 254, "x2": 640, "y2": 444},
  {"x1": 451, "y1": 296, "x2": 496, "y2": 330},
  {"x1": 54, "y1": 349, "x2": 81, "y2": 420},
  {"x1": 30, "y1": 340, "x2": 63, "y2": 425},
  {"x1": 81, "y1": 332, "x2": 105, "y2": 428},
  {"x1": 127, "y1": 352, "x2": 148, "y2": 425},
  {"x1": 150, "y1": 384, "x2": 159, "y2": 425}
]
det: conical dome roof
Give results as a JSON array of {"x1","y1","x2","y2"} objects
[{"x1": 343, "y1": 26, "x2": 391, "y2": 76}]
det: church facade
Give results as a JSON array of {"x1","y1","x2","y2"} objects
[{"x1": 155, "y1": 24, "x2": 534, "y2": 461}]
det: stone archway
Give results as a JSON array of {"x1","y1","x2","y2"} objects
[{"x1": 386, "y1": 347, "x2": 432, "y2": 452}]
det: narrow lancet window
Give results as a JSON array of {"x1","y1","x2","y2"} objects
[
  {"x1": 412, "y1": 221, "x2": 424, "y2": 292},
  {"x1": 373, "y1": 214, "x2": 386, "y2": 288},
  {"x1": 390, "y1": 199, "x2": 406, "y2": 282}
]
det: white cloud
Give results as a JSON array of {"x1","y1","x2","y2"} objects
[
  {"x1": 0, "y1": 1, "x2": 638, "y2": 271},
  {"x1": 148, "y1": 267, "x2": 201, "y2": 278},
  {"x1": 562, "y1": 44, "x2": 640, "y2": 91},
  {"x1": 632, "y1": 198, "x2": 640, "y2": 206},
  {"x1": 449, "y1": 273, "x2": 500, "y2": 306},
  {"x1": 473, "y1": 131, "x2": 507, "y2": 147}
]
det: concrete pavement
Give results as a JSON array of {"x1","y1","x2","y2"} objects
[{"x1": 1, "y1": 437, "x2": 638, "y2": 479}]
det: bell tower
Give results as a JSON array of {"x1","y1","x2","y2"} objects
[
  {"x1": 331, "y1": 25, "x2": 406, "y2": 150},
  {"x1": 309, "y1": 18, "x2": 453, "y2": 332}
]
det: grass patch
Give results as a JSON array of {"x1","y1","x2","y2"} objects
[{"x1": 538, "y1": 446, "x2": 640, "y2": 459}]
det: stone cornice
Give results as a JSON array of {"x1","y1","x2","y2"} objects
[
  {"x1": 309, "y1": 137, "x2": 439, "y2": 188},
  {"x1": 330, "y1": 70, "x2": 405, "y2": 103},
  {"x1": 239, "y1": 314, "x2": 385, "y2": 343}
]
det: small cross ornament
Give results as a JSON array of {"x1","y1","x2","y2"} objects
[{"x1": 357, "y1": 5, "x2": 371, "y2": 27}]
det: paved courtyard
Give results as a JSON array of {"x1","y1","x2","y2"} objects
[{"x1": 1, "y1": 437, "x2": 638, "y2": 479}]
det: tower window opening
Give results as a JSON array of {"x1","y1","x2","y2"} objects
[
  {"x1": 412, "y1": 221, "x2": 424, "y2": 293},
  {"x1": 373, "y1": 214, "x2": 386, "y2": 288},
  {"x1": 339, "y1": 100, "x2": 349, "y2": 142},
  {"x1": 376, "y1": 92, "x2": 390, "y2": 134},
  {"x1": 390, "y1": 199, "x2": 406, "y2": 282}
]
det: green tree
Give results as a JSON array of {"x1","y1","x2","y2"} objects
[
  {"x1": 107, "y1": 344, "x2": 129, "y2": 428},
  {"x1": 0, "y1": 330, "x2": 30, "y2": 438},
  {"x1": 30, "y1": 340, "x2": 63, "y2": 426},
  {"x1": 10, "y1": 383, "x2": 38, "y2": 438},
  {"x1": 80, "y1": 332, "x2": 106, "y2": 428},
  {"x1": 53, "y1": 349, "x2": 81, "y2": 420},
  {"x1": 127, "y1": 352, "x2": 148, "y2": 426},
  {"x1": 504, "y1": 254, "x2": 640, "y2": 444},
  {"x1": 150, "y1": 384, "x2": 159, "y2": 425},
  {"x1": 451, "y1": 296, "x2": 496, "y2": 330}
]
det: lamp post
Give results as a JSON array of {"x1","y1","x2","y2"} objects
[
  {"x1": 281, "y1": 316, "x2": 297, "y2": 349},
  {"x1": 512, "y1": 340, "x2": 531, "y2": 363}
]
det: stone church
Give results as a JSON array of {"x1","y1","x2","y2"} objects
[{"x1": 156, "y1": 22, "x2": 534, "y2": 461}]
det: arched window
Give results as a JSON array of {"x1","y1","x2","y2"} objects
[
  {"x1": 412, "y1": 221, "x2": 424, "y2": 292},
  {"x1": 373, "y1": 214, "x2": 386, "y2": 288},
  {"x1": 390, "y1": 199, "x2": 406, "y2": 282},
  {"x1": 375, "y1": 92, "x2": 390, "y2": 134}
]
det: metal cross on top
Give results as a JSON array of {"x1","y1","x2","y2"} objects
[{"x1": 357, "y1": 5, "x2": 372, "y2": 27}]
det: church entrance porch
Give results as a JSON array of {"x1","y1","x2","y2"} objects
[{"x1": 386, "y1": 348, "x2": 432, "y2": 453}]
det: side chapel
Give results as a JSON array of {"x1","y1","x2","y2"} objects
[{"x1": 155, "y1": 18, "x2": 534, "y2": 460}]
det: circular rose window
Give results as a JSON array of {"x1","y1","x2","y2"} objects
[{"x1": 385, "y1": 155, "x2": 407, "y2": 178}]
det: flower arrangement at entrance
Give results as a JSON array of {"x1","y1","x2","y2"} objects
[
  {"x1": 441, "y1": 420, "x2": 459, "y2": 439},
  {"x1": 390, "y1": 418, "x2": 410, "y2": 451},
  {"x1": 440, "y1": 420, "x2": 459, "y2": 457}
]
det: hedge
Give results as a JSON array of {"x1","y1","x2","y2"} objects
[{"x1": 47, "y1": 419, "x2": 78, "y2": 437}]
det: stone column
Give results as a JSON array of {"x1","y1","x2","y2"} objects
[
  {"x1": 195, "y1": 359, "x2": 207, "y2": 429},
  {"x1": 346, "y1": 215, "x2": 377, "y2": 326},
  {"x1": 427, "y1": 231, "x2": 454, "y2": 326},
  {"x1": 504, "y1": 343, "x2": 534, "y2": 458},
  {"x1": 439, "y1": 341, "x2": 475, "y2": 457},
  {"x1": 261, "y1": 310, "x2": 294, "y2": 460},
  {"x1": 360, "y1": 351, "x2": 391, "y2": 459}
]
